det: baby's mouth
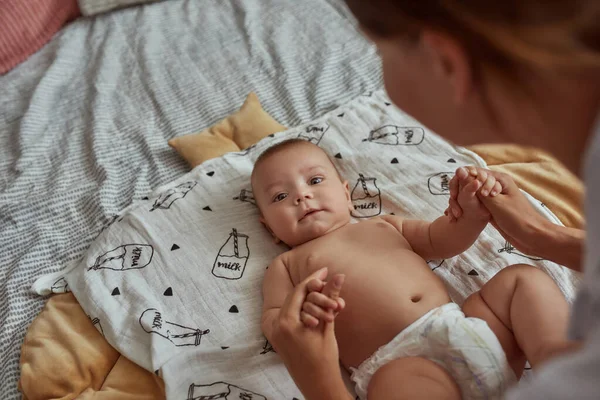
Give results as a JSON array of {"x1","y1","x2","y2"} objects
[{"x1": 299, "y1": 209, "x2": 322, "y2": 221}]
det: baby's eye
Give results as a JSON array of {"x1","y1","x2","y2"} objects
[
  {"x1": 310, "y1": 177, "x2": 323, "y2": 185},
  {"x1": 273, "y1": 193, "x2": 288, "y2": 202}
]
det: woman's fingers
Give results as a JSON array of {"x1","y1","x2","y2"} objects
[
  {"x1": 480, "y1": 175, "x2": 496, "y2": 196},
  {"x1": 300, "y1": 311, "x2": 319, "y2": 328},
  {"x1": 302, "y1": 301, "x2": 334, "y2": 322},
  {"x1": 475, "y1": 169, "x2": 488, "y2": 183},
  {"x1": 491, "y1": 181, "x2": 502, "y2": 197},
  {"x1": 336, "y1": 297, "x2": 346, "y2": 312},
  {"x1": 485, "y1": 170, "x2": 515, "y2": 195},
  {"x1": 307, "y1": 291, "x2": 339, "y2": 310},
  {"x1": 280, "y1": 268, "x2": 328, "y2": 320},
  {"x1": 464, "y1": 178, "x2": 481, "y2": 195},
  {"x1": 321, "y1": 274, "x2": 345, "y2": 301},
  {"x1": 306, "y1": 278, "x2": 325, "y2": 294},
  {"x1": 455, "y1": 166, "x2": 469, "y2": 179}
]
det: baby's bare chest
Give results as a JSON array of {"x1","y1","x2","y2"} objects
[{"x1": 286, "y1": 220, "x2": 416, "y2": 284}]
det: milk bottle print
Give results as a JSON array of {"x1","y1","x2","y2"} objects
[
  {"x1": 88, "y1": 244, "x2": 154, "y2": 271},
  {"x1": 297, "y1": 122, "x2": 328, "y2": 145},
  {"x1": 89, "y1": 316, "x2": 104, "y2": 336},
  {"x1": 427, "y1": 172, "x2": 454, "y2": 195},
  {"x1": 51, "y1": 277, "x2": 69, "y2": 293},
  {"x1": 233, "y1": 189, "x2": 256, "y2": 206},
  {"x1": 139, "y1": 308, "x2": 210, "y2": 347},
  {"x1": 212, "y1": 229, "x2": 250, "y2": 280},
  {"x1": 363, "y1": 125, "x2": 425, "y2": 145},
  {"x1": 187, "y1": 382, "x2": 267, "y2": 400},
  {"x1": 498, "y1": 241, "x2": 544, "y2": 261},
  {"x1": 351, "y1": 174, "x2": 382, "y2": 218},
  {"x1": 150, "y1": 181, "x2": 196, "y2": 211}
]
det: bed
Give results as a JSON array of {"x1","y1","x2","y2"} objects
[{"x1": 0, "y1": 0, "x2": 583, "y2": 398}]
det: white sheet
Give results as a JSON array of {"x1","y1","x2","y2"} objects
[{"x1": 33, "y1": 90, "x2": 579, "y2": 399}]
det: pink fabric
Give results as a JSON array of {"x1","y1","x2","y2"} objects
[{"x1": 0, "y1": 0, "x2": 80, "y2": 74}]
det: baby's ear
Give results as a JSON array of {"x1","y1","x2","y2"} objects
[
  {"x1": 259, "y1": 216, "x2": 281, "y2": 244},
  {"x1": 343, "y1": 180, "x2": 353, "y2": 212}
]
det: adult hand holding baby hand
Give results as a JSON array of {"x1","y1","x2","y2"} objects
[
  {"x1": 302, "y1": 274, "x2": 346, "y2": 327},
  {"x1": 269, "y1": 268, "x2": 352, "y2": 400},
  {"x1": 445, "y1": 166, "x2": 502, "y2": 222},
  {"x1": 447, "y1": 167, "x2": 549, "y2": 258}
]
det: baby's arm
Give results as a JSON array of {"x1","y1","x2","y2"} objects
[
  {"x1": 389, "y1": 172, "x2": 500, "y2": 260},
  {"x1": 401, "y1": 213, "x2": 486, "y2": 260},
  {"x1": 261, "y1": 256, "x2": 294, "y2": 341}
]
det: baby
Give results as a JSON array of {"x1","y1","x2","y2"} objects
[{"x1": 253, "y1": 139, "x2": 569, "y2": 399}]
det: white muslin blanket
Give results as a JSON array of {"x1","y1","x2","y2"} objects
[{"x1": 33, "y1": 90, "x2": 579, "y2": 399}]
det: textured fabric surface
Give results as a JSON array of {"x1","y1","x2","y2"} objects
[
  {"x1": 0, "y1": 0, "x2": 382, "y2": 397},
  {"x1": 0, "y1": 0, "x2": 80, "y2": 74},
  {"x1": 78, "y1": 0, "x2": 163, "y2": 16},
  {"x1": 32, "y1": 90, "x2": 580, "y2": 399}
]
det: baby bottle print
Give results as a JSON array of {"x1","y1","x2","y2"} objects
[
  {"x1": 364, "y1": 125, "x2": 425, "y2": 145},
  {"x1": 212, "y1": 229, "x2": 250, "y2": 280},
  {"x1": 51, "y1": 277, "x2": 69, "y2": 293},
  {"x1": 88, "y1": 244, "x2": 154, "y2": 271},
  {"x1": 233, "y1": 189, "x2": 256, "y2": 206},
  {"x1": 150, "y1": 181, "x2": 197, "y2": 211},
  {"x1": 89, "y1": 316, "x2": 104, "y2": 336},
  {"x1": 234, "y1": 144, "x2": 257, "y2": 156},
  {"x1": 260, "y1": 338, "x2": 275, "y2": 355},
  {"x1": 498, "y1": 241, "x2": 544, "y2": 261},
  {"x1": 297, "y1": 122, "x2": 328, "y2": 145},
  {"x1": 427, "y1": 172, "x2": 454, "y2": 195},
  {"x1": 187, "y1": 382, "x2": 267, "y2": 400},
  {"x1": 351, "y1": 174, "x2": 382, "y2": 218},
  {"x1": 139, "y1": 308, "x2": 210, "y2": 347}
]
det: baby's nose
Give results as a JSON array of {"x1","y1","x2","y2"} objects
[{"x1": 295, "y1": 189, "x2": 313, "y2": 203}]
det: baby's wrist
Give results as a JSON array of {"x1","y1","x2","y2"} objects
[{"x1": 458, "y1": 208, "x2": 489, "y2": 222}]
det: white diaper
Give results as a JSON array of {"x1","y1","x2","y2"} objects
[{"x1": 350, "y1": 302, "x2": 517, "y2": 399}]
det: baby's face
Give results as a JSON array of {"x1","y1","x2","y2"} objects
[{"x1": 252, "y1": 143, "x2": 353, "y2": 247}]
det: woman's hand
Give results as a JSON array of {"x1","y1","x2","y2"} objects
[
  {"x1": 268, "y1": 268, "x2": 353, "y2": 400},
  {"x1": 446, "y1": 167, "x2": 549, "y2": 257}
]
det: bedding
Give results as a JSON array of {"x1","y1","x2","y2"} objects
[
  {"x1": 0, "y1": 0, "x2": 383, "y2": 397},
  {"x1": 19, "y1": 124, "x2": 585, "y2": 400},
  {"x1": 29, "y1": 90, "x2": 580, "y2": 399},
  {"x1": 0, "y1": 0, "x2": 163, "y2": 74}
]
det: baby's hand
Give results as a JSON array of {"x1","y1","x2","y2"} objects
[
  {"x1": 300, "y1": 274, "x2": 346, "y2": 328},
  {"x1": 445, "y1": 166, "x2": 502, "y2": 221}
]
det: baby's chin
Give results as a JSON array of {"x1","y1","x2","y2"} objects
[{"x1": 290, "y1": 220, "x2": 347, "y2": 247}]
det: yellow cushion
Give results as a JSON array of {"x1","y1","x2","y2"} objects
[
  {"x1": 168, "y1": 93, "x2": 286, "y2": 168},
  {"x1": 19, "y1": 293, "x2": 165, "y2": 399}
]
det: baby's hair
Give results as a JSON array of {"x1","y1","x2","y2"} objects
[
  {"x1": 254, "y1": 138, "x2": 308, "y2": 169},
  {"x1": 252, "y1": 138, "x2": 343, "y2": 181}
]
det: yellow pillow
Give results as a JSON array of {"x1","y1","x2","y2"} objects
[{"x1": 168, "y1": 93, "x2": 287, "y2": 168}]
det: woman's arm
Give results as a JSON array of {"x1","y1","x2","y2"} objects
[
  {"x1": 529, "y1": 221, "x2": 583, "y2": 271},
  {"x1": 268, "y1": 267, "x2": 354, "y2": 400}
]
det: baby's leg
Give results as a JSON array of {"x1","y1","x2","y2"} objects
[
  {"x1": 462, "y1": 264, "x2": 577, "y2": 377},
  {"x1": 367, "y1": 357, "x2": 461, "y2": 400}
]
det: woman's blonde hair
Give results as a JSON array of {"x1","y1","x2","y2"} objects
[{"x1": 345, "y1": 0, "x2": 600, "y2": 77}]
